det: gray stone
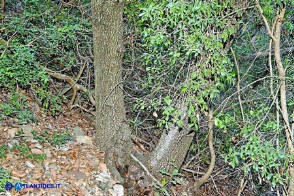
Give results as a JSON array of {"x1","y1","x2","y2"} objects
[
  {"x1": 7, "y1": 140, "x2": 19, "y2": 148},
  {"x1": 99, "y1": 182, "x2": 109, "y2": 190},
  {"x1": 68, "y1": 171, "x2": 87, "y2": 179},
  {"x1": 88, "y1": 156, "x2": 99, "y2": 168},
  {"x1": 25, "y1": 161, "x2": 35, "y2": 168},
  {"x1": 7, "y1": 128, "x2": 18, "y2": 138},
  {"x1": 31, "y1": 148, "x2": 43, "y2": 154},
  {"x1": 49, "y1": 164, "x2": 58, "y2": 170},
  {"x1": 73, "y1": 126, "x2": 84, "y2": 136},
  {"x1": 49, "y1": 193, "x2": 62, "y2": 196},
  {"x1": 35, "y1": 143, "x2": 43, "y2": 149},
  {"x1": 44, "y1": 149, "x2": 51, "y2": 158},
  {"x1": 95, "y1": 172, "x2": 111, "y2": 183},
  {"x1": 113, "y1": 184, "x2": 124, "y2": 196},
  {"x1": 20, "y1": 125, "x2": 34, "y2": 138},
  {"x1": 76, "y1": 136, "x2": 93, "y2": 145}
]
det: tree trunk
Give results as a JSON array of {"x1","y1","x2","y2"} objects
[
  {"x1": 149, "y1": 102, "x2": 195, "y2": 173},
  {"x1": 91, "y1": 0, "x2": 132, "y2": 183}
]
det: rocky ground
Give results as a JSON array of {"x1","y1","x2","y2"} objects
[
  {"x1": 0, "y1": 106, "x2": 127, "y2": 195},
  {"x1": 0, "y1": 92, "x2": 266, "y2": 196}
]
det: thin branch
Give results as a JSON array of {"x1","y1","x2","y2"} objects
[
  {"x1": 230, "y1": 47, "x2": 245, "y2": 123},
  {"x1": 222, "y1": 5, "x2": 255, "y2": 19},
  {"x1": 215, "y1": 75, "x2": 278, "y2": 115},
  {"x1": 242, "y1": 47, "x2": 294, "y2": 61},
  {"x1": 130, "y1": 153, "x2": 163, "y2": 189},
  {"x1": 255, "y1": 1, "x2": 277, "y2": 42}
]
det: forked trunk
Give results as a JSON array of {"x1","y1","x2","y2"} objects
[{"x1": 92, "y1": 0, "x2": 132, "y2": 183}]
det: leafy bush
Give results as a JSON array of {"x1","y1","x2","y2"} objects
[
  {"x1": 32, "y1": 130, "x2": 75, "y2": 147},
  {"x1": 0, "y1": 93, "x2": 36, "y2": 123},
  {"x1": 215, "y1": 102, "x2": 293, "y2": 188},
  {"x1": 125, "y1": 0, "x2": 238, "y2": 132},
  {"x1": 1, "y1": 0, "x2": 92, "y2": 115}
]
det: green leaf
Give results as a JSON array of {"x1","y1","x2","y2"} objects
[
  {"x1": 172, "y1": 169, "x2": 179, "y2": 175},
  {"x1": 164, "y1": 96, "x2": 172, "y2": 105},
  {"x1": 161, "y1": 178, "x2": 167, "y2": 186}
]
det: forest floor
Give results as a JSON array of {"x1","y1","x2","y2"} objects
[{"x1": 0, "y1": 91, "x2": 259, "y2": 196}]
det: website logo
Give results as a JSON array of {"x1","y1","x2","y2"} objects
[{"x1": 5, "y1": 182, "x2": 61, "y2": 191}]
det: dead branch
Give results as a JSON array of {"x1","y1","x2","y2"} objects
[
  {"x1": 230, "y1": 47, "x2": 245, "y2": 123},
  {"x1": 44, "y1": 68, "x2": 96, "y2": 106},
  {"x1": 130, "y1": 153, "x2": 165, "y2": 193},
  {"x1": 242, "y1": 47, "x2": 294, "y2": 61}
]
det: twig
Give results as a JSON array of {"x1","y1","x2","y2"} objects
[
  {"x1": 255, "y1": 1, "x2": 277, "y2": 42},
  {"x1": 130, "y1": 153, "x2": 164, "y2": 190},
  {"x1": 215, "y1": 75, "x2": 278, "y2": 115},
  {"x1": 237, "y1": 178, "x2": 248, "y2": 196},
  {"x1": 222, "y1": 5, "x2": 255, "y2": 19},
  {"x1": 181, "y1": 168, "x2": 205, "y2": 175},
  {"x1": 71, "y1": 104, "x2": 95, "y2": 116},
  {"x1": 230, "y1": 47, "x2": 245, "y2": 123}
]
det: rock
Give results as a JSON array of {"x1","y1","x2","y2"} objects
[
  {"x1": 31, "y1": 139, "x2": 39, "y2": 143},
  {"x1": 50, "y1": 193, "x2": 62, "y2": 196},
  {"x1": 35, "y1": 143, "x2": 43, "y2": 149},
  {"x1": 31, "y1": 148, "x2": 43, "y2": 154},
  {"x1": 83, "y1": 189, "x2": 92, "y2": 196},
  {"x1": 109, "y1": 189, "x2": 115, "y2": 195},
  {"x1": 99, "y1": 182, "x2": 109, "y2": 190},
  {"x1": 20, "y1": 125, "x2": 34, "y2": 138},
  {"x1": 43, "y1": 161, "x2": 50, "y2": 171},
  {"x1": 61, "y1": 145, "x2": 70, "y2": 151},
  {"x1": 49, "y1": 164, "x2": 58, "y2": 170},
  {"x1": 73, "y1": 126, "x2": 84, "y2": 136},
  {"x1": 87, "y1": 187, "x2": 96, "y2": 194},
  {"x1": 61, "y1": 170, "x2": 69, "y2": 177},
  {"x1": 25, "y1": 161, "x2": 35, "y2": 168},
  {"x1": 76, "y1": 136, "x2": 92, "y2": 145},
  {"x1": 95, "y1": 172, "x2": 111, "y2": 183},
  {"x1": 113, "y1": 184, "x2": 124, "y2": 196},
  {"x1": 68, "y1": 171, "x2": 87, "y2": 179},
  {"x1": 44, "y1": 149, "x2": 51, "y2": 158},
  {"x1": 87, "y1": 156, "x2": 99, "y2": 168},
  {"x1": 7, "y1": 128, "x2": 19, "y2": 138},
  {"x1": 7, "y1": 140, "x2": 19, "y2": 148}
]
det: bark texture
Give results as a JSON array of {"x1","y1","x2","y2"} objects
[
  {"x1": 149, "y1": 103, "x2": 194, "y2": 173},
  {"x1": 91, "y1": 0, "x2": 132, "y2": 183}
]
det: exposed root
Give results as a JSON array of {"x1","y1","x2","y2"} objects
[{"x1": 194, "y1": 110, "x2": 216, "y2": 189}]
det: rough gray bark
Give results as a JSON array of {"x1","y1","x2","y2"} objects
[
  {"x1": 149, "y1": 103, "x2": 194, "y2": 173},
  {"x1": 91, "y1": 0, "x2": 132, "y2": 183},
  {"x1": 90, "y1": 0, "x2": 252, "y2": 188}
]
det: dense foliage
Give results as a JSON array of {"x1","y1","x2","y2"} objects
[
  {"x1": 0, "y1": 0, "x2": 293, "y2": 194},
  {"x1": 125, "y1": 0, "x2": 293, "y2": 191},
  {"x1": 0, "y1": 0, "x2": 92, "y2": 115}
]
